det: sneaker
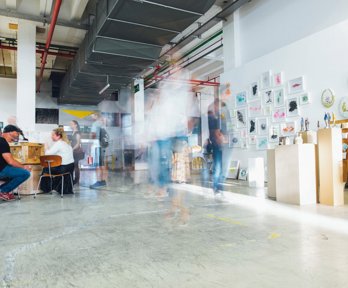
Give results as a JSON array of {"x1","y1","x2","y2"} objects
[
  {"x1": 0, "y1": 192, "x2": 15, "y2": 201},
  {"x1": 89, "y1": 181, "x2": 107, "y2": 189}
]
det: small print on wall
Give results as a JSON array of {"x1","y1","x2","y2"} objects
[
  {"x1": 287, "y1": 97, "x2": 299, "y2": 117},
  {"x1": 235, "y1": 91, "x2": 247, "y2": 107},
  {"x1": 257, "y1": 118, "x2": 268, "y2": 135},
  {"x1": 299, "y1": 92, "x2": 310, "y2": 105},
  {"x1": 261, "y1": 71, "x2": 272, "y2": 89},
  {"x1": 273, "y1": 72, "x2": 283, "y2": 86},
  {"x1": 272, "y1": 107, "x2": 286, "y2": 122},
  {"x1": 262, "y1": 90, "x2": 273, "y2": 105},
  {"x1": 288, "y1": 76, "x2": 305, "y2": 94},
  {"x1": 273, "y1": 88, "x2": 285, "y2": 107},
  {"x1": 229, "y1": 131, "x2": 240, "y2": 148},
  {"x1": 256, "y1": 136, "x2": 268, "y2": 150},
  {"x1": 249, "y1": 135, "x2": 257, "y2": 145},
  {"x1": 248, "y1": 118, "x2": 257, "y2": 135},
  {"x1": 236, "y1": 108, "x2": 247, "y2": 128},
  {"x1": 248, "y1": 99, "x2": 263, "y2": 117},
  {"x1": 269, "y1": 125, "x2": 280, "y2": 143},
  {"x1": 249, "y1": 82, "x2": 259, "y2": 99},
  {"x1": 281, "y1": 121, "x2": 296, "y2": 136}
]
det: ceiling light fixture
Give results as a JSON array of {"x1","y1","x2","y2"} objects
[{"x1": 99, "y1": 75, "x2": 110, "y2": 95}]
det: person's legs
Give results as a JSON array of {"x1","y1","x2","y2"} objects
[
  {"x1": 73, "y1": 159, "x2": 80, "y2": 184},
  {"x1": 0, "y1": 166, "x2": 30, "y2": 192},
  {"x1": 212, "y1": 147, "x2": 222, "y2": 193}
]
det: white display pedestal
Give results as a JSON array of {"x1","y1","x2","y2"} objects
[
  {"x1": 266, "y1": 150, "x2": 276, "y2": 198},
  {"x1": 275, "y1": 144, "x2": 316, "y2": 205},
  {"x1": 317, "y1": 128, "x2": 344, "y2": 206},
  {"x1": 248, "y1": 158, "x2": 264, "y2": 188}
]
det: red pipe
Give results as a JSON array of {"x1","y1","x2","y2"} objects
[
  {"x1": 36, "y1": 0, "x2": 62, "y2": 92},
  {"x1": 0, "y1": 44, "x2": 75, "y2": 59}
]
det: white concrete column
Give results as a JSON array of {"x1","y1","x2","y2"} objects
[{"x1": 17, "y1": 20, "x2": 36, "y2": 132}]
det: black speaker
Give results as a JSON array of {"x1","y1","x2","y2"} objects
[
  {"x1": 110, "y1": 90, "x2": 119, "y2": 101},
  {"x1": 50, "y1": 72, "x2": 65, "y2": 98}
]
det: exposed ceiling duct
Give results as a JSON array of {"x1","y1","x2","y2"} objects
[{"x1": 58, "y1": 0, "x2": 216, "y2": 105}]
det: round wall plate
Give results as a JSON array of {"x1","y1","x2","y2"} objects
[
  {"x1": 339, "y1": 97, "x2": 348, "y2": 118},
  {"x1": 321, "y1": 89, "x2": 335, "y2": 108}
]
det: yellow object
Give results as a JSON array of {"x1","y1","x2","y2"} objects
[
  {"x1": 62, "y1": 109, "x2": 95, "y2": 119},
  {"x1": 8, "y1": 23, "x2": 18, "y2": 30}
]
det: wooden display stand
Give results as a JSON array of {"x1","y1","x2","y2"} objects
[
  {"x1": 317, "y1": 128, "x2": 344, "y2": 206},
  {"x1": 9, "y1": 142, "x2": 44, "y2": 195},
  {"x1": 274, "y1": 144, "x2": 316, "y2": 205}
]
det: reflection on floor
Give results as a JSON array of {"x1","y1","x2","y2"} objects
[{"x1": 1, "y1": 170, "x2": 348, "y2": 287}]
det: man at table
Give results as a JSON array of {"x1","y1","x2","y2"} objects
[{"x1": 0, "y1": 125, "x2": 31, "y2": 201}]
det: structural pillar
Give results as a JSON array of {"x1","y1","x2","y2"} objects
[{"x1": 17, "y1": 20, "x2": 36, "y2": 132}]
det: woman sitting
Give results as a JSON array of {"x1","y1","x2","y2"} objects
[{"x1": 40, "y1": 128, "x2": 75, "y2": 194}]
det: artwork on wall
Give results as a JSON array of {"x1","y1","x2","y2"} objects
[
  {"x1": 280, "y1": 121, "x2": 296, "y2": 136},
  {"x1": 269, "y1": 125, "x2": 280, "y2": 143},
  {"x1": 273, "y1": 88, "x2": 285, "y2": 107},
  {"x1": 235, "y1": 91, "x2": 247, "y2": 107},
  {"x1": 229, "y1": 132, "x2": 240, "y2": 148},
  {"x1": 273, "y1": 72, "x2": 283, "y2": 86},
  {"x1": 263, "y1": 106, "x2": 272, "y2": 116},
  {"x1": 272, "y1": 107, "x2": 286, "y2": 122},
  {"x1": 238, "y1": 168, "x2": 248, "y2": 181},
  {"x1": 262, "y1": 90, "x2": 273, "y2": 105},
  {"x1": 228, "y1": 160, "x2": 240, "y2": 179},
  {"x1": 257, "y1": 118, "x2": 268, "y2": 135},
  {"x1": 287, "y1": 97, "x2": 299, "y2": 117},
  {"x1": 35, "y1": 108, "x2": 59, "y2": 124},
  {"x1": 288, "y1": 76, "x2": 305, "y2": 94},
  {"x1": 261, "y1": 71, "x2": 272, "y2": 89},
  {"x1": 249, "y1": 82, "x2": 259, "y2": 99},
  {"x1": 240, "y1": 128, "x2": 248, "y2": 138},
  {"x1": 339, "y1": 97, "x2": 348, "y2": 118},
  {"x1": 240, "y1": 138, "x2": 248, "y2": 149},
  {"x1": 236, "y1": 108, "x2": 247, "y2": 128},
  {"x1": 248, "y1": 118, "x2": 257, "y2": 135},
  {"x1": 248, "y1": 99, "x2": 263, "y2": 117},
  {"x1": 256, "y1": 136, "x2": 268, "y2": 150},
  {"x1": 321, "y1": 89, "x2": 335, "y2": 108},
  {"x1": 299, "y1": 92, "x2": 310, "y2": 105},
  {"x1": 249, "y1": 135, "x2": 257, "y2": 145}
]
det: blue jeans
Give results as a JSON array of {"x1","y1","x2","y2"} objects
[
  {"x1": 0, "y1": 165, "x2": 30, "y2": 193},
  {"x1": 212, "y1": 147, "x2": 224, "y2": 192}
]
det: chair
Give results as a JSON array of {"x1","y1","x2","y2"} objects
[{"x1": 36, "y1": 155, "x2": 74, "y2": 198}]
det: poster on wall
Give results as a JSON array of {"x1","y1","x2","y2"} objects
[
  {"x1": 261, "y1": 71, "x2": 272, "y2": 89},
  {"x1": 236, "y1": 108, "x2": 247, "y2": 128},
  {"x1": 262, "y1": 90, "x2": 273, "y2": 105},
  {"x1": 288, "y1": 76, "x2": 305, "y2": 94},
  {"x1": 273, "y1": 72, "x2": 283, "y2": 86},
  {"x1": 248, "y1": 118, "x2": 257, "y2": 135},
  {"x1": 35, "y1": 108, "x2": 59, "y2": 124},
  {"x1": 249, "y1": 82, "x2": 259, "y2": 99},
  {"x1": 257, "y1": 118, "x2": 269, "y2": 135},
  {"x1": 272, "y1": 107, "x2": 286, "y2": 122},
  {"x1": 273, "y1": 88, "x2": 285, "y2": 107},
  {"x1": 287, "y1": 97, "x2": 299, "y2": 117},
  {"x1": 248, "y1": 99, "x2": 263, "y2": 117},
  {"x1": 235, "y1": 91, "x2": 247, "y2": 107}
]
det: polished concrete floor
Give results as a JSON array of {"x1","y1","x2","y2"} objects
[{"x1": 1, "y1": 171, "x2": 348, "y2": 287}]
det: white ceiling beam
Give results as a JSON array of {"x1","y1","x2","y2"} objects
[
  {"x1": 40, "y1": 0, "x2": 53, "y2": 16},
  {"x1": 70, "y1": 0, "x2": 89, "y2": 21},
  {"x1": 5, "y1": 0, "x2": 16, "y2": 10}
]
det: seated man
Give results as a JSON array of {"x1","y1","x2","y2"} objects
[{"x1": 0, "y1": 125, "x2": 31, "y2": 201}]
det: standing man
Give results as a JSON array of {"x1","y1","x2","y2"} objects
[
  {"x1": 208, "y1": 99, "x2": 229, "y2": 196},
  {"x1": 89, "y1": 112, "x2": 108, "y2": 189},
  {"x1": 0, "y1": 125, "x2": 31, "y2": 201}
]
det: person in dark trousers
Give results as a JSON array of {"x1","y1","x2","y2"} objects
[
  {"x1": 70, "y1": 120, "x2": 83, "y2": 185},
  {"x1": 0, "y1": 125, "x2": 31, "y2": 201}
]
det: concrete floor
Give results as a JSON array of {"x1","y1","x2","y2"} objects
[{"x1": 1, "y1": 171, "x2": 348, "y2": 288}]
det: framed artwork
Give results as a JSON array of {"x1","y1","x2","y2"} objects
[
  {"x1": 273, "y1": 72, "x2": 283, "y2": 86},
  {"x1": 248, "y1": 118, "x2": 257, "y2": 135},
  {"x1": 235, "y1": 91, "x2": 247, "y2": 107},
  {"x1": 228, "y1": 160, "x2": 240, "y2": 179},
  {"x1": 288, "y1": 76, "x2": 305, "y2": 94},
  {"x1": 299, "y1": 92, "x2": 310, "y2": 105},
  {"x1": 263, "y1": 106, "x2": 272, "y2": 116},
  {"x1": 262, "y1": 90, "x2": 273, "y2": 105},
  {"x1": 248, "y1": 99, "x2": 263, "y2": 117},
  {"x1": 280, "y1": 121, "x2": 296, "y2": 136},
  {"x1": 269, "y1": 125, "x2": 280, "y2": 143},
  {"x1": 240, "y1": 138, "x2": 248, "y2": 149},
  {"x1": 238, "y1": 168, "x2": 248, "y2": 181},
  {"x1": 321, "y1": 89, "x2": 335, "y2": 108},
  {"x1": 249, "y1": 82, "x2": 259, "y2": 99},
  {"x1": 236, "y1": 108, "x2": 247, "y2": 128},
  {"x1": 257, "y1": 118, "x2": 269, "y2": 135},
  {"x1": 339, "y1": 97, "x2": 348, "y2": 118},
  {"x1": 256, "y1": 136, "x2": 268, "y2": 150},
  {"x1": 240, "y1": 128, "x2": 248, "y2": 138},
  {"x1": 287, "y1": 97, "x2": 299, "y2": 117},
  {"x1": 249, "y1": 135, "x2": 257, "y2": 145},
  {"x1": 273, "y1": 88, "x2": 285, "y2": 107},
  {"x1": 272, "y1": 107, "x2": 286, "y2": 122},
  {"x1": 229, "y1": 132, "x2": 240, "y2": 148},
  {"x1": 261, "y1": 71, "x2": 272, "y2": 89},
  {"x1": 35, "y1": 108, "x2": 59, "y2": 124}
]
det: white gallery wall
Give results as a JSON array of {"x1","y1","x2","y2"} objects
[
  {"x1": 221, "y1": 0, "x2": 348, "y2": 169},
  {"x1": 0, "y1": 78, "x2": 16, "y2": 126}
]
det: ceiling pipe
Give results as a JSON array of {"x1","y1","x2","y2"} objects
[
  {"x1": 0, "y1": 44, "x2": 75, "y2": 59},
  {"x1": 36, "y1": 0, "x2": 62, "y2": 93}
]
